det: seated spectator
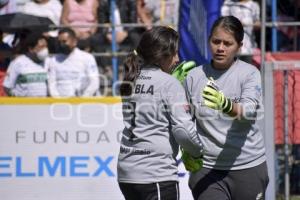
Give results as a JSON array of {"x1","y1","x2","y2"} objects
[
  {"x1": 46, "y1": 28, "x2": 100, "y2": 97},
  {"x1": 60, "y1": 0, "x2": 99, "y2": 50},
  {"x1": 3, "y1": 33, "x2": 49, "y2": 97},
  {"x1": 22, "y1": 0, "x2": 63, "y2": 52},
  {"x1": 96, "y1": 0, "x2": 141, "y2": 68},
  {"x1": 98, "y1": 0, "x2": 140, "y2": 48},
  {"x1": 137, "y1": 0, "x2": 179, "y2": 28}
]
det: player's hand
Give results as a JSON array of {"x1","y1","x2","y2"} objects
[
  {"x1": 202, "y1": 77, "x2": 233, "y2": 113},
  {"x1": 181, "y1": 148, "x2": 203, "y2": 173},
  {"x1": 171, "y1": 61, "x2": 196, "y2": 83}
]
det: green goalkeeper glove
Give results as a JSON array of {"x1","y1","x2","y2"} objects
[
  {"x1": 172, "y1": 61, "x2": 202, "y2": 172},
  {"x1": 181, "y1": 148, "x2": 203, "y2": 173},
  {"x1": 202, "y1": 77, "x2": 233, "y2": 114},
  {"x1": 171, "y1": 61, "x2": 196, "y2": 83}
]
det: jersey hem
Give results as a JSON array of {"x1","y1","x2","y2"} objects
[{"x1": 202, "y1": 154, "x2": 266, "y2": 170}]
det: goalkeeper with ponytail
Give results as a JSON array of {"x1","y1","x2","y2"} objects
[{"x1": 117, "y1": 26, "x2": 203, "y2": 200}]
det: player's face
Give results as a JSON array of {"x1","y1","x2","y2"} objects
[
  {"x1": 161, "y1": 53, "x2": 179, "y2": 74},
  {"x1": 209, "y1": 26, "x2": 242, "y2": 69}
]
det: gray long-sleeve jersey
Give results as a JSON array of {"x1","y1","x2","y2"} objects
[
  {"x1": 184, "y1": 59, "x2": 266, "y2": 175},
  {"x1": 117, "y1": 67, "x2": 202, "y2": 184}
]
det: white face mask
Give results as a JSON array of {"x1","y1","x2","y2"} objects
[{"x1": 36, "y1": 48, "x2": 49, "y2": 61}]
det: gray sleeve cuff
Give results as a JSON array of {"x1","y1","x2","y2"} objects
[{"x1": 172, "y1": 126, "x2": 203, "y2": 158}]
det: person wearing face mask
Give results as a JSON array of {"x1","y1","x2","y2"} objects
[
  {"x1": 22, "y1": 0, "x2": 63, "y2": 48},
  {"x1": 46, "y1": 28, "x2": 100, "y2": 97},
  {"x1": 3, "y1": 32, "x2": 49, "y2": 97}
]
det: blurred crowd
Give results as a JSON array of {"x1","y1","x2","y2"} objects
[
  {"x1": 0, "y1": 0, "x2": 300, "y2": 97},
  {"x1": 0, "y1": 0, "x2": 179, "y2": 97}
]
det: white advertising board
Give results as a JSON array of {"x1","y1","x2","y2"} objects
[{"x1": 0, "y1": 98, "x2": 193, "y2": 200}]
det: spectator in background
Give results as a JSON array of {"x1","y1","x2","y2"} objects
[
  {"x1": 95, "y1": 0, "x2": 140, "y2": 73},
  {"x1": 221, "y1": 0, "x2": 260, "y2": 64},
  {"x1": 96, "y1": 0, "x2": 141, "y2": 73},
  {"x1": 60, "y1": 0, "x2": 99, "y2": 50},
  {"x1": 22, "y1": 0, "x2": 63, "y2": 53},
  {"x1": 3, "y1": 33, "x2": 49, "y2": 97},
  {"x1": 47, "y1": 28, "x2": 100, "y2": 97},
  {"x1": 98, "y1": 0, "x2": 140, "y2": 51},
  {"x1": 136, "y1": 0, "x2": 152, "y2": 31}
]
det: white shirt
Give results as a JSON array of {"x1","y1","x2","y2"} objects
[
  {"x1": 46, "y1": 48, "x2": 100, "y2": 97},
  {"x1": 3, "y1": 55, "x2": 48, "y2": 97}
]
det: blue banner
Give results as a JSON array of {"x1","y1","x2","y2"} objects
[{"x1": 178, "y1": 0, "x2": 223, "y2": 65}]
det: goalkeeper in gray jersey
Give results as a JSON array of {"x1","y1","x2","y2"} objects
[
  {"x1": 184, "y1": 16, "x2": 269, "y2": 200},
  {"x1": 117, "y1": 26, "x2": 203, "y2": 200}
]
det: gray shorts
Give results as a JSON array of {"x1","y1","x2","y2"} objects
[{"x1": 191, "y1": 162, "x2": 269, "y2": 200}]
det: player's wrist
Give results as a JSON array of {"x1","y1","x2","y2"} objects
[{"x1": 221, "y1": 96, "x2": 233, "y2": 113}]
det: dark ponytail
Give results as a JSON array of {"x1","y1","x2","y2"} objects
[
  {"x1": 120, "y1": 26, "x2": 179, "y2": 97},
  {"x1": 119, "y1": 52, "x2": 141, "y2": 96}
]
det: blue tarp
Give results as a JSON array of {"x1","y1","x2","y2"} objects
[{"x1": 178, "y1": 0, "x2": 223, "y2": 65}]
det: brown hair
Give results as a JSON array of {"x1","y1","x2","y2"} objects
[{"x1": 120, "y1": 26, "x2": 179, "y2": 96}]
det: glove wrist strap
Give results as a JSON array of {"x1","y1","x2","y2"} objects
[{"x1": 222, "y1": 97, "x2": 233, "y2": 114}]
